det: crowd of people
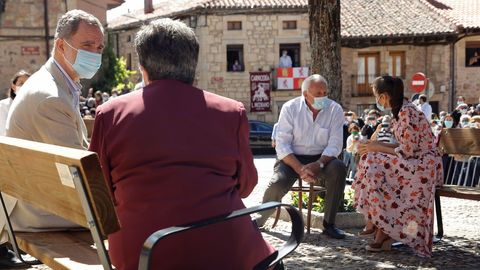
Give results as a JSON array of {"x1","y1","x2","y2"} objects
[
  {"x1": 342, "y1": 94, "x2": 480, "y2": 180},
  {"x1": 79, "y1": 88, "x2": 119, "y2": 118},
  {"x1": 0, "y1": 7, "x2": 478, "y2": 270}
]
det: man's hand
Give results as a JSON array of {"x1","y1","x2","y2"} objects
[{"x1": 300, "y1": 163, "x2": 319, "y2": 183}]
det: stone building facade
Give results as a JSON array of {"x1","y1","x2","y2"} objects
[
  {"x1": 109, "y1": 0, "x2": 480, "y2": 123},
  {"x1": 0, "y1": 0, "x2": 123, "y2": 98}
]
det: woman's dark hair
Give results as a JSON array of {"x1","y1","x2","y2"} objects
[
  {"x1": 372, "y1": 76, "x2": 404, "y2": 120},
  {"x1": 450, "y1": 110, "x2": 461, "y2": 128},
  {"x1": 10, "y1": 70, "x2": 31, "y2": 99}
]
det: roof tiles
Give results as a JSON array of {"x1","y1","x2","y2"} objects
[
  {"x1": 109, "y1": 0, "x2": 479, "y2": 37},
  {"x1": 432, "y1": 0, "x2": 480, "y2": 30}
]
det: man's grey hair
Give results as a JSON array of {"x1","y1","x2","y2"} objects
[
  {"x1": 301, "y1": 74, "x2": 329, "y2": 93},
  {"x1": 134, "y1": 18, "x2": 199, "y2": 85},
  {"x1": 54, "y1": 9, "x2": 103, "y2": 39}
]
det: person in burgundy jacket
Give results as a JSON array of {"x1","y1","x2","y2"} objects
[{"x1": 88, "y1": 18, "x2": 275, "y2": 270}]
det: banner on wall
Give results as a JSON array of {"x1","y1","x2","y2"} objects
[
  {"x1": 276, "y1": 67, "x2": 309, "y2": 90},
  {"x1": 250, "y1": 72, "x2": 271, "y2": 112}
]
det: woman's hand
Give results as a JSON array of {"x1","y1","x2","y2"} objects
[{"x1": 357, "y1": 140, "x2": 380, "y2": 156}]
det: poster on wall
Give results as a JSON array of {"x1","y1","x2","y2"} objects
[
  {"x1": 466, "y1": 41, "x2": 480, "y2": 67},
  {"x1": 250, "y1": 72, "x2": 271, "y2": 112},
  {"x1": 276, "y1": 67, "x2": 309, "y2": 90}
]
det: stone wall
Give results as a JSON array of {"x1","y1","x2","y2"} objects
[
  {"x1": 342, "y1": 44, "x2": 451, "y2": 115},
  {"x1": 195, "y1": 13, "x2": 310, "y2": 123},
  {"x1": 0, "y1": 0, "x2": 114, "y2": 99},
  {"x1": 0, "y1": 0, "x2": 64, "y2": 98},
  {"x1": 111, "y1": 12, "x2": 479, "y2": 123},
  {"x1": 455, "y1": 35, "x2": 480, "y2": 105},
  {"x1": 111, "y1": 28, "x2": 139, "y2": 83}
]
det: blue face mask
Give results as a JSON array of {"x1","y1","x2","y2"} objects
[
  {"x1": 311, "y1": 96, "x2": 329, "y2": 111},
  {"x1": 444, "y1": 120, "x2": 453, "y2": 128},
  {"x1": 63, "y1": 40, "x2": 102, "y2": 79}
]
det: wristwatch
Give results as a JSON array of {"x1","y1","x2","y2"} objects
[{"x1": 317, "y1": 160, "x2": 325, "y2": 169}]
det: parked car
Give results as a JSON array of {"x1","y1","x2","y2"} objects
[{"x1": 249, "y1": 120, "x2": 274, "y2": 149}]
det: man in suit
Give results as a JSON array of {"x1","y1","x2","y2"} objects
[
  {"x1": 255, "y1": 74, "x2": 347, "y2": 239},
  {"x1": 89, "y1": 18, "x2": 275, "y2": 270},
  {"x1": 0, "y1": 10, "x2": 104, "y2": 267}
]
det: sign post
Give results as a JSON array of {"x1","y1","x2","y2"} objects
[{"x1": 411, "y1": 72, "x2": 427, "y2": 93}]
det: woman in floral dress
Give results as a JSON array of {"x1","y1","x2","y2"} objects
[{"x1": 353, "y1": 76, "x2": 443, "y2": 257}]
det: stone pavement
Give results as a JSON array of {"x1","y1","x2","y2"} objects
[
  {"x1": 11, "y1": 154, "x2": 480, "y2": 269},
  {"x1": 252, "y1": 155, "x2": 480, "y2": 269}
]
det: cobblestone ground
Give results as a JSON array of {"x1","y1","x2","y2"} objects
[
  {"x1": 254, "y1": 155, "x2": 480, "y2": 269},
  {"x1": 12, "y1": 154, "x2": 480, "y2": 270}
]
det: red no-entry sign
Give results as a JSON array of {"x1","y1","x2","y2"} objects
[{"x1": 411, "y1": 72, "x2": 427, "y2": 93}]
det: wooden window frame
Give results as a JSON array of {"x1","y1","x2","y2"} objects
[
  {"x1": 282, "y1": 20, "x2": 297, "y2": 30},
  {"x1": 389, "y1": 51, "x2": 406, "y2": 79},
  {"x1": 227, "y1": 21, "x2": 242, "y2": 31},
  {"x1": 226, "y1": 44, "x2": 244, "y2": 72},
  {"x1": 126, "y1": 53, "x2": 132, "y2": 70},
  {"x1": 356, "y1": 52, "x2": 380, "y2": 96}
]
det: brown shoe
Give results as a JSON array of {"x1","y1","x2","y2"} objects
[
  {"x1": 365, "y1": 237, "x2": 395, "y2": 252},
  {"x1": 358, "y1": 227, "x2": 376, "y2": 238}
]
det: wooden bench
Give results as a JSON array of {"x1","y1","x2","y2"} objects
[
  {"x1": 0, "y1": 136, "x2": 304, "y2": 270},
  {"x1": 435, "y1": 128, "x2": 480, "y2": 238},
  {"x1": 0, "y1": 136, "x2": 120, "y2": 270},
  {"x1": 83, "y1": 118, "x2": 95, "y2": 139}
]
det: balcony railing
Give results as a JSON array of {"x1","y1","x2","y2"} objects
[{"x1": 350, "y1": 74, "x2": 375, "y2": 97}]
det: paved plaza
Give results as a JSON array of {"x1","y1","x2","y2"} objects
[
  {"x1": 13, "y1": 154, "x2": 480, "y2": 269},
  {"x1": 251, "y1": 155, "x2": 480, "y2": 269}
]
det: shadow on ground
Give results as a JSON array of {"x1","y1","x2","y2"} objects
[{"x1": 261, "y1": 224, "x2": 480, "y2": 269}]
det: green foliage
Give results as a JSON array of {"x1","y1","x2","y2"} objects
[
  {"x1": 290, "y1": 186, "x2": 356, "y2": 213},
  {"x1": 113, "y1": 56, "x2": 136, "y2": 91},
  {"x1": 90, "y1": 37, "x2": 136, "y2": 94}
]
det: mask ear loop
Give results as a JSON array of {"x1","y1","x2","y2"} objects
[{"x1": 61, "y1": 39, "x2": 78, "y2": 68}]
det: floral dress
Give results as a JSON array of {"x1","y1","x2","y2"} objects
[{"x1": 353, "y1": 100, "x2": 443, "y2": 257}]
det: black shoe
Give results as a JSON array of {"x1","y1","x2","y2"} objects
[
  {"x1": 0, "y1": 244, "x2": 25, "y2": 268},
  {"x1": 0, "y1": 243, "x2": 40, "y2": 268},
  {"x1": 322, "y1": 223, "x2": 346, "y2": 239}
]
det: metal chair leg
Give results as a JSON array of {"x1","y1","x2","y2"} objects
[
  {"x1": 272, "y1": 207, "x2": 281, "y2": 228},
  {"x1": 434, "y1": 192, "x2": 444, "y2": 240},
  {"x1": 298, "y1": 179, "x2": 303, "y2": 212},
  {"x1": 306, "y1": 184, "x2": 314, "y2": 234}
]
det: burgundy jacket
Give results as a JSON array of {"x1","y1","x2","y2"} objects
[{"x1": 89, "y1": 80, "x2": 273, "y2": 270}]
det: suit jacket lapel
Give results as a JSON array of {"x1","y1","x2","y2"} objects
[{"x1": 44, "y1": 58, "x2": 88, "y2": 147}]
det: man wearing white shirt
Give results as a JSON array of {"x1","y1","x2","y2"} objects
[
  {"x1": 255, "y1": 74, "x2": 347, "y2": 239},
  {"x1": 417, "y1": 94, "x2": 432, "y2": 121},
  {"x1": 279, "y1": 50, "x2": 293, "y2": 68}
]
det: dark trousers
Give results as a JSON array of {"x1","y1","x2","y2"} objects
[{"x1": 256, "y1": 154, "x2": 346, "y2": 227}]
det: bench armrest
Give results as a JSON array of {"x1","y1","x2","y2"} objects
[{"x1": 138, "y1": 202, "x2": 304, "y2": 270}]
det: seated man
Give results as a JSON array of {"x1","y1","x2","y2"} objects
[
  {"x1": 89, "y1": 18, "x2": 274, "y2": 270},
  {"x1": 255, "y1": 74, "x2": 347, "y2": 239}
]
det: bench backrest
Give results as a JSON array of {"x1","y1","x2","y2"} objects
[
  {"x1": 0, "y1": 136, "x2": 119, "y2": 237},
  {"x1": 439, "y1": 128, "x2": 480, "y2": 155},
  {"x1": 439, "y1": 128, "x2": 480, "y2": 188}
]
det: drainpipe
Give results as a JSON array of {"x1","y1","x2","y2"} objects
[
  {"x1": 449, "y1": 42, "x2": 455, "y2": 112},
  {"x1": 144, "y1": 0, "x2": 153, "y2": 14},
  {"x1": 43, "y1": 0, "x2": 50, "y2": 61},
  {"x1": 424, "y1": 46, "x2": 429, "y2": 98}
]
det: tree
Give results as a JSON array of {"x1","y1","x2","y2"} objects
[
  {"x1": 89, "y1": 34, "x2": 136, "y2": 94},
  {"x1": 309, "y1": 0, "x2": 342, "y2": 104}
]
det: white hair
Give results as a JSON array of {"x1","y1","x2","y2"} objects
[{"x1": 301, "y1": 74, "x2": 328, "y2": 93}]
